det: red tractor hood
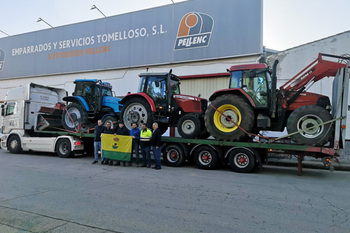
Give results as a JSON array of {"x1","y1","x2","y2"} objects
[
  {"x1": 173, "y1": 94, "x2": 207, "y2": 113},
  {"x1": 173, "y1": 94, "x2": 206, "y2": 102}
]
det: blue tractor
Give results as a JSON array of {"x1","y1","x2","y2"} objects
[{"x1": 62, "y1": 79, "x2": 122, "y2": 131}]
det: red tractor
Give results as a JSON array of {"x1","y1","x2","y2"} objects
[
  {"x1": 121, "y1": 70, "x2": 208, "y2": 138},
  {"x1": 205, "y1": 53, "x2": 348, "y2": 146}
]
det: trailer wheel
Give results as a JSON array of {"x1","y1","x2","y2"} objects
[
  {"x1": 121, "y1": 97, "x2": 153, "y2": 131},
  {"x1": 287, "y1": 105, "x2": 333, "y2": 146},
  {"x1": 194, "y1": 146, "x2": 218, "y2": 170},
  {"x1": 62, "y1": 103, "x2": 88, "y2": 132},
  {"x1": 163, "y1": 144, "x2": 185, "y2": 167},
  {"x1": 8, "y1": 135, "x2": 22, "y2": 154},
  {"x1": 102, "y1": 116, "x2": 117, "y2": 129},
  {"x1": 56, "y1": 139, "x2": 73, "y2": 158},
  {"x1": 177, "y1": 115, "x2": 201, "y2": 139},
  {"x1": 228, "y1": 148, "x2": 256, "y2": 173},
  {"x1": 205, "y1": 95, "x2": 254, "y2": 141}
]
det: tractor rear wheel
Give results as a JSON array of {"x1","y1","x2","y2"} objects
[
  {"x1": 287, "y1": 105, "x2": 333, "y2": 146},
  {"x1": 121, "y1": 97, "x2": 153, "y2": 131},
  {"x1": 205, "y1": 95, "x2": 254, "y2": 141},
  {"x1": 62, "y1": 103, "x2": 88, "y2": 132}
]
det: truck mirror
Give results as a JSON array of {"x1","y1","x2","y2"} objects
[
  {"x1": 155, "y1": 80, "x2": 160, "y2": 87},
  {"x1": 1, "y1": 108, "x2": 4, "y2": 116}
]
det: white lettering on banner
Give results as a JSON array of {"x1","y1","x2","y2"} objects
[
  {"x1": 96, "y1": 28, "x2": 148, "y2": 43},
  {"x1": 177, "y1": 35, "x2": 208, "y2": 47},
  {"x1": 10, "y1": 24, "x2": 166, "y2": 57}
]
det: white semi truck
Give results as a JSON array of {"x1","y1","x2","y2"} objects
[{"x1": 0, "y1": 83, "x2": 86, "y2": 157}]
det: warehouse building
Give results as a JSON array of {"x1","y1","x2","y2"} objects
[{"x1": 0, "y1": 0, "x2": 263, "y2": 100}]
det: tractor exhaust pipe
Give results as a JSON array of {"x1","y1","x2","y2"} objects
[{"x1": 270, "y1": 60, "x2": 279, "y2": 118}]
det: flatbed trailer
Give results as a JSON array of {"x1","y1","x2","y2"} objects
[
  {"x1": 26, "y1": 130, "x2": 340, "y2": 175},
  {"x1": 160, "y1": 136, "x2": 339, "y2": 175}
]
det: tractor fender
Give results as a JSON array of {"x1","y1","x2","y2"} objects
[
  {"x1": 62, "y1": 96, "x2": 90, "y2": 111},
  {"x1": 208, "y1": 89, "x2": 256, "y2": 108},
  {"x1": 190, "y1": 144, "x2": 218, "y2": 156},
  {"x1": 120, "y1": 93, "x2": 156, "y2": 112}
]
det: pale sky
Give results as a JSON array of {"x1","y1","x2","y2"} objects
[{"x1": 0, "y1": 0, "x2": 349, "y2": 51}]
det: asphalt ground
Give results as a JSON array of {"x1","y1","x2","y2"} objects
[{"x1": 0, "y1": 149, "x2": 350, "y2": 233}]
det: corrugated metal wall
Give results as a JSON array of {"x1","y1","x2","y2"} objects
[{"x1": 180, "y1": 76, "x2": 229, "y2": 99}]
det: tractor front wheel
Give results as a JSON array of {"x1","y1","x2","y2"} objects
[
  {"x1": 62, "y1": 103, "x2": 88, "y2": 132},
  {"x1": 177, "y1": 115, "x2": 201, "y2": 139},
  {"x1": 287, "y1": 105, "x2": 333, "y2": 146},
  {"x1": 121, "y1": 97, "x2": 153, "y2": 131},
  {"x1": 205, "y1": 95, "x2": 254, "y2": 141}
]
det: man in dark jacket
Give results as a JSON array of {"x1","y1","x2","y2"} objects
[
  {"x1": 129, "y1": 122, "x2": 140, "y2": 167},
  {"x1": 115, "y1": 122, "x2": 130, "y2": 166},
  {"x1": 151, "y1": 122, "x2": 162, "y2": 170},
  {"x1": 92, "y1": 120, "x2": 105, "y2": 164},
  {"x1": 102, "y1": 122, "x2": 116, "y2": 165}
]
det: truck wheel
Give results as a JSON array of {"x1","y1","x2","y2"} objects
[
  {"x1": 228, "y1": 148, "x2": 256, "y2": 173},
  {"x1": 177, "y1": 115, "x2": 201, "y2": 139},
  {"x1": 205, "y1": 95, "x2": 254, "y2": 141},
  {"x1": 163, "y1": 144, "x2": 185, "y2": 167},
  {"x1": 62, "y1": 103, "x2": 88, "y2": 132},
  {"x1": 287, "y1": 105, "x2": 333, "y2": 146},
  {"x1": 8, "y1": 135, "x2": 22, "y2": 154},
  {"x1": 121, "y1": 98, "x2": 153, "y2": 131},
  {"x1": 194, "y1": 146, "x2": 218, "y2": 170},
  {"x1": 102, "y1": 116, "x2": 117, "y2": 129},
  {"x1": 56, "y1": 139, "x2": 73, "y2": 158}
]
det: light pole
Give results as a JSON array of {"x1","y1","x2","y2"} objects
[
  {"x1": 0, "y1": 30, "x2": 10, "y2": 36},
  {"x1": 90, "y1": 5, "x2": 106, "y2": 18},
  {"x1": 37, "y1": 17, "x2": 53, "y2": 28}
]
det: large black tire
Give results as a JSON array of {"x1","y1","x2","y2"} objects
[
  {"x1": 56, "y1": 139, "x2": 73, "y2": 158},
  {"x1": 205, "y1": 95, "x2": 254, "y2": 141},
  {"x1": 287, "y1": 105, "x2": 333, "y2": 146},
  {"x1": 197, "y1": 119, "x2": 210, "y2": 139},
  {"x1": 62, "y1": 103, "x2": 88, "y2": 132},
  {"x1": 121, "y1": 97, "x2": 153, "y2": 131},
  {"x1": 228, "y1": 148, "x2": 256, "y2": 173},
  {"x1": 162, "y1": 144, "x2": 185, "y2": 167},
  {"x1": 194, "y1": 146, "x2": 219, "y2": 170},
  {"x1": 102, "y1": 116, "x2": 118, "y2": 129},
  {"x1": 8, "y1": 135, "x2": 22, "y2": 154},
  {"x1": 177, "y1": 115, "x2": 201, "y2": 139}
]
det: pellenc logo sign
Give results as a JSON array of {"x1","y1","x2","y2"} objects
[
  {"x1": 0, "y1": 49, "x2": 5, "y2": 71},
  {"x1": 174, "y1": 12, "x2": 214, "y2": 50}
]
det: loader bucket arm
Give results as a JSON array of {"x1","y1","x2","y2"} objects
[{"x1": 280, "y1": 53, "x2": 347, "y2": 93}]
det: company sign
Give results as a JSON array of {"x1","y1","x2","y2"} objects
[
  {"x1": 0, "y1": 0, "x2": 262, "y2": 79},
  {"x1": 174, "y1": 12, "x2": 214, "y2": 50}
]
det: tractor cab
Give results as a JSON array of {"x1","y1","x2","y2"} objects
[
  {"x1": 138, "y1": 72, "x2": 180, "y2": 112},
  {"x1": 229, "y1": 64, "x2": 271, "y2": 108},
  {"x1": 62, "y1": 79, "x2": 122, "y2": 131},
  {"x1": 73, "y1": 79, "x2": 114, "y2": 111}
]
